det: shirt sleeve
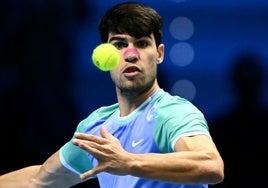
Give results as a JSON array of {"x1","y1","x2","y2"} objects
[
  {"x1": 59, "y1": 117, "x2": 97, "y2": 176},
  {"x1": 60, "y1": 141, "x2": 94, "y2": 175},
  {"x1": 59, "y1": 106, "x2": 117, "y2": 176},
  {"x1": 153, "y1": 97, "x2": 210, "y2": 153}
]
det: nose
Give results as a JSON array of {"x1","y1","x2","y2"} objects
[{"x1": 123, "y1": 48, "x2": 140, "y2": 63}]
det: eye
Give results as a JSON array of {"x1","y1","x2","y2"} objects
[
  {"x1": 136, "y1": 40, "x2": 149, "y2": 48},
  {"x1": 112, "y1": 41, "x2": 128, "y2": 50}
]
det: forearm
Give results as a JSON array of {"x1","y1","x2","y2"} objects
[
  {"x1": 127, "y1": 151, "x2": 223, "y2": 185},
  {"x1": 0, "y1": 151, "x2": 83, "y2": 188},
  {"x1": 0, "y1": 165, "x2": 41, "y2": 188}
]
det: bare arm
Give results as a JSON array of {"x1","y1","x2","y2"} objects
[
  {"x1": 128, "y1": 135, "x2": 224, "y2": 184},
  {"x1": 0, "y1": 150, "x2": 85, "y2": 188},
  {"x1": 73, "y1": 126, "x2": 224, "y2": 185},
  {"x1": 0, "y1": 165, "x2": 40, "y2": 188}
]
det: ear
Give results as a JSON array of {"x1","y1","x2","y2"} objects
[{"x1": 156, "y1": 44, "x2": 165, "y2": 64}]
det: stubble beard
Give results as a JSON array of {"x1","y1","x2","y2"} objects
[{"x1": 116, "y1": 74, "x2": 156, "y2": 98}]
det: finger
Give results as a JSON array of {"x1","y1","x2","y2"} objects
[
  {"x1": 72, "y1": 139, "x2": 104, "y2": 157},
  {"x1": 74, "y1": 132, "x2": 105, "y2": 144},
  {"x1": 72, "y1": 138, "x2": 87, "y2": 148},
  {"x1": 74, "y1": 132, "x2": 94, "y2": 140}
]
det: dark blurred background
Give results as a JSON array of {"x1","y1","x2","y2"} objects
[{"x1": 1, "y1": 0, "x2": 268, "y2": 187}]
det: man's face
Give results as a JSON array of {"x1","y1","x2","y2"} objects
[{"x1": 108, "y1": 33, "x2": 164, "y2": 94}]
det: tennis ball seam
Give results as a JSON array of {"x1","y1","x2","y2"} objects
[{"x1": 105, "y1": 54, "x2": 113, "y2": 71}]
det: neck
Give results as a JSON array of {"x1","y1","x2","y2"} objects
[{"x1": 116, "y1": 81, "x2": 160, "y2": 117}]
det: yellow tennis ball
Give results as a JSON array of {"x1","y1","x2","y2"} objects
[{"x1": 91, "y1": 43, "x2": 120, "y2": 71}]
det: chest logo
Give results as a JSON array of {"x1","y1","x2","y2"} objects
[{"x1": 131, "y1": 139, "x2": 144, "y2": 147}]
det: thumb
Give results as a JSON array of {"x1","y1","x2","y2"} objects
[{"x1": 80, "y1": 166, "x2": 103, "y2": 180}]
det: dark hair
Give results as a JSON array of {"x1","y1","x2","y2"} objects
[{"x1": 98, "y1": 2, "x2": 163, "y2": 47}]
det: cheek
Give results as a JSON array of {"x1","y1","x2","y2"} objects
[
  {"x1": 110, "y1": 68, "x2": 118, "y2": 76},
  {"x1": 109, "y1": 70, "x2": 117, "y2": 83},
  {"x1": 146, "y1": 54, "x2": 158, "y2": 67},
  {"x1": 110, "y1": 66, "x2": 121, "y2": 79}
]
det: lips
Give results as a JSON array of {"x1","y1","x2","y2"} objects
[
  {"x1": 123, "y1": 66, "x2": 140, "y2": 73},
  {"x1": 122, "y1": 66, "x2": 141, "y2": 77}
]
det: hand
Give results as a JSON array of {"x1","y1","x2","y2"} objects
[{"x1": 72, "y1": 126, "x2": 132, "y2": 179}]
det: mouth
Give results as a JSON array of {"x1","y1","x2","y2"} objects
[{"x1": 123, "y1": 66, "x2": 141, "y2": 77}]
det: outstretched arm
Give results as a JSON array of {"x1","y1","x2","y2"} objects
[
  {"x1": 73, "y1": 126, "x2": 224, "y2": 185},
  {"x1": 0, "y1": 150, "x2": 85, "y2": 188},
  {"x1": 0, "y1": 165, "x2": 40, "y2": 188}
]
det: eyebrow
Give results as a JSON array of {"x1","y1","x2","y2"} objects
[
  {"x1": 108, "y1": 37, "x2": 126, "y2": 43},
  {"x1": 108, "y1": 35, "x2": 153, "y2": 43}
]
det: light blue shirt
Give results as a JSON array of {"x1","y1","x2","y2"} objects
[{"x1": 60, "y1": 89, "x2": 210, "y2": 188}]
